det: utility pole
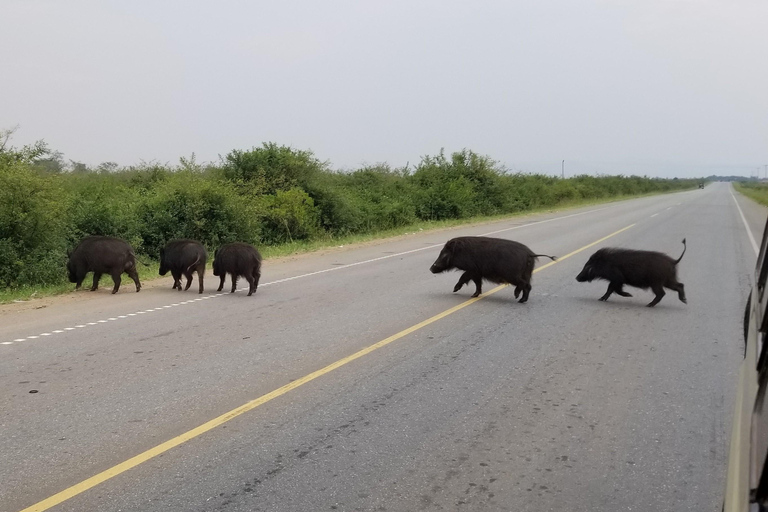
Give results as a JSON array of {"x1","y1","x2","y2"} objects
[{"x1": 562, "y1": 160, "x2": 565, "y2": 179}]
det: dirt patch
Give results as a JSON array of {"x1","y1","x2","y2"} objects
[{"x1": 0, "y1": 276, "x2": 175, "y2": 316}]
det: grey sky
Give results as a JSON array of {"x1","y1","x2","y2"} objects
[{"x1": 2, "y1": 0, "x2": 766, "y2": 178}]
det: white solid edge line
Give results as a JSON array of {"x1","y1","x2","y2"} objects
[{"x1": 730, "y1": 186, "x2": 760, "y2": 256}]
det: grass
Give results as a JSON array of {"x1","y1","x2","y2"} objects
[
  {"x1": 734, "y1": 182, "x2": 768, "y2": 207},
  {"x1": 0, "y1": 188, "x2": 692, "y2": 305}
]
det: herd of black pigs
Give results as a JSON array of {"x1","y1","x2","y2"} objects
[{"x1": 66, "y1": 233, "x2": 687, "y2": 307}]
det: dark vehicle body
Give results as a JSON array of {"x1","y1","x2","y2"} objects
[
  {"x1": 159, "y1": 239, "x2": 207, "y2": 294},
  {"x1": 575, "y1": 239, "x2": 687, "y2": 307},
  {"x1": 67, "y1": 236, "x2": 141, "y2": 294},
  {"x1": 429, "y1": 236, "x2": 556, "y2": 303},
  {"x1": 212, "y1": 242, "x2": 262, "y2": 296}
]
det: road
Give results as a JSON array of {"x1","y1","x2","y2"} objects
[{"x1": 1, "y1": 182, "x2": 764, "y2": 512}]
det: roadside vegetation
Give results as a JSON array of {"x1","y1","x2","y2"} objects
[
  {"x1": 734, "y1": 181, "x2": 768, "y2": 207},
  {"x1": 0, "y1": 129, "x2": 700, "y2": 301}
]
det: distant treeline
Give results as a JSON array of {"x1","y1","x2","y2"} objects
[{"x1": 0, "y1": 137, "x2": 699, "y2": 289}]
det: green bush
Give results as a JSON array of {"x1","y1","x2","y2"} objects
[
  {"x1": 410, "y1": 150, "x2": 502, "y2": 219},
  {"x1": 62, "y1": 173, "x2": 143, "y2": 249},
  {"x1": 138, "y1": 172, "x2": 261, "y2": 256},
  {"x1": 221, "y1": 143, "x2": 326, "y2": 194},
  {"x1": 259, "y1": 188, "x2": 321, "y2": 244},
  {"x1": 0, "y1": 158, "x2": 69, "y2": 287}
]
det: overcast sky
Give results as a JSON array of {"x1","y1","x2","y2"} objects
[{"x1": 2, "y1": 0, "x2": 766, "y2": 177}]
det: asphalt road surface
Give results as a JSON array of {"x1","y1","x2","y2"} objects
[{"x1": 2, "y1": 182, "x2": 764, "y2": 512}]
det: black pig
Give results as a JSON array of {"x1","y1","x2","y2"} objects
[
  {"x1": 429, "y1": 236, "x2": 557, "y2": 303},
  {"x1": 159, "y1": 239, "x2": 207, "y2": 294},
  {"x1": 212, "y1": 242, "x2": 262, "y2": 296},
  {"x1": 575, "y1": 239, "x2": 687, "y2": 307},
  {"x1": 67, "y1": 236, "x2": 141, "y2": 294}
]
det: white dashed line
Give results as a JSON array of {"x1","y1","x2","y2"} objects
[{"x1": 650, "y1": 213, "x2": 658, "y2": 218}]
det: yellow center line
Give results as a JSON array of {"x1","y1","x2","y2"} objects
[{"x1": 19, "y1": 222, "x2": 635, "y2": 512}]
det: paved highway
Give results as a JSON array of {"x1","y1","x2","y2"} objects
[{"x1": 1, "y1": 182, "x2": 764, "y2": 512}]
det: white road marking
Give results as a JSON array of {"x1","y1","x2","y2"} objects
[
  {"x1": 730, "y1": 186, "x2": 759, "y2": 256},
  {"x1": 650, "y1": 213, "x2": 658, "y2": 218}
]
